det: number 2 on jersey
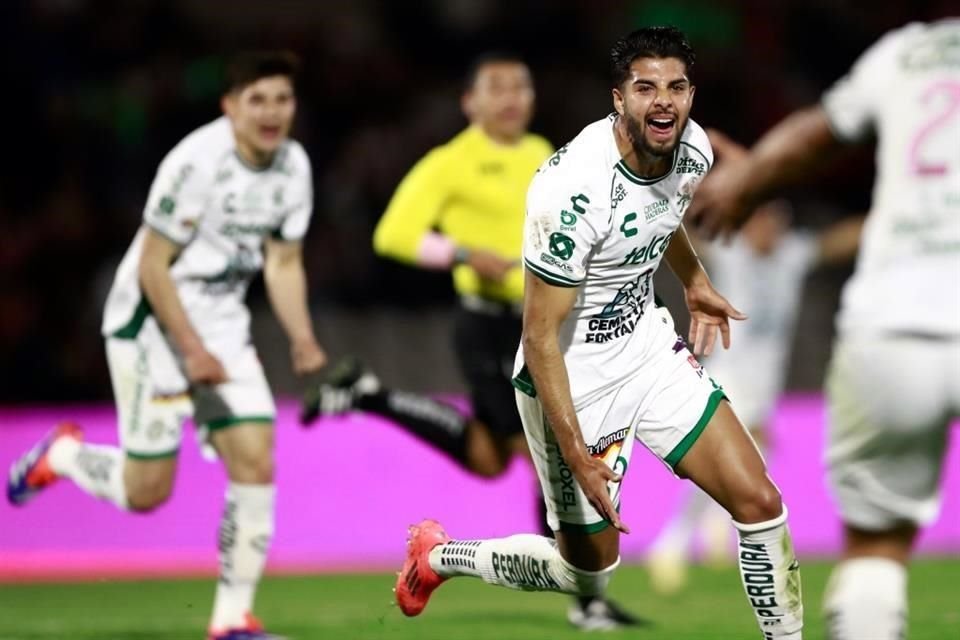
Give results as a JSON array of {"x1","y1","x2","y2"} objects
[{"x1": 909, "y1": 80, "x2": 960, "y2": 177}]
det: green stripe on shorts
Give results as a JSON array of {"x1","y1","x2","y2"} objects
[
  {"x1": 664, "y1": 388, "x2": 727, "y2": 468},
  {"x1": 126, "y1": 448, "x2": 179, "y2": 460},
  {"x1": 205, "y1": 415, "x2": 274, "y2": 431},
  {"x1": 556, "y1": 504, "x2": 621, "y2": 535}
]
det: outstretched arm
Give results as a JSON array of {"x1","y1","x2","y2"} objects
[{"x1": 687, "y1": 106, "x2": 844, "y2": 236}]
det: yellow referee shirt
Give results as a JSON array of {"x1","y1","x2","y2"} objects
[{"x1": 373, "y1": 125, "x2": 553, "y2": 304}]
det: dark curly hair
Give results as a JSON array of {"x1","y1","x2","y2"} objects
[{"x1": 610, "y1": 26, "x2": 695, "y2": 88}]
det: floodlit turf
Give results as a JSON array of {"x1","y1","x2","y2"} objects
[{"x1": 0, "y1": 559, "x2": 957, "y2": 639}]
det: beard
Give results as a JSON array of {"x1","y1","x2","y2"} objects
[{"x1": 622, "y1": 111, "x2": 686, "y2": 159}]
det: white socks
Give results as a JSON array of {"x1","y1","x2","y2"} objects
[
  {"x1": 734, "y1": 508, "x2": 804, "y2": 639},
  {"x1": 210, "y1": 483, "x2": 275, "y2": 631},
  {"x1": 823, "y1": 557, "x2": 906, "y2": 640},
  {"x1": 48, "y1": 437, "x2": 129, "y2": 510},
  {"x1": 428, "y1": 533, "x2": 619, "y2": 596}
]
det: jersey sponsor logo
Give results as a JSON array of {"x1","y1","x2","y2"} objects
[
  {"x1": 611, "y1": 183, "x2": 627, "y2": 209},
  {"x1": 538, "y1": 253, "x2": 575, "y2": 274},
  {"x1": 676, "y1": 156, "x2": 706, "y2": 175},
  {"x1": 643, "y1": 198, "x2": 670, "y2": 222},
  {"x1": 620, "y1": 212, "x2": 639, "y2": 237},
  {"x1": 546, "y1": 143, "x2": 569, "y2": 167},
  {"x1": 157, "y1": 196, "x2": 176, "y2": 216},
  {"x1": 618, "y1": 232, "x2": 674, "y2": 266},
  {"x1": 548, "y1": 232, "x2": 576, "y2": 260},
  {"x1": 587, "y1": 270, "x2": 652, "y2": 343},
  {"x1": 220, "y1": 222, "x2": 275, "y2": 237},
  {"x1": 479, "y1": 162, "x2": 504, "y2": 175}
]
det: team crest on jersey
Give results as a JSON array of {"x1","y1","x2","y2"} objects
[{"x1": 676, "y1": 178, "x2": 700, "y2": 215}]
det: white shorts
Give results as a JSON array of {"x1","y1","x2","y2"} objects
[
  {"x1": 516, "y1": 308, "x2": 726, "y2": 533},
  {"x1": 105, "y1": 317, "x2": 275, "y2": 459},
  {"x1": 825, "y1": 335, "x2": 959, "y2": 530},
  {"x1": 707, "y1": 360, "x2": 778, "y2": 434}
]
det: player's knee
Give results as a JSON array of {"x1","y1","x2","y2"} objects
[
  {"x1": 126, "y1": 475, "x2": 174, "y2": 512},
  {"x1": 730, "y1": 481, "x2": 782, "y2": 525},
  {"x1": 228, "y1": 450, "x2": 275, "y2": 484}
]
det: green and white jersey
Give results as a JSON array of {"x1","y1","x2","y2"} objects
[
  {"x1": 513, "y1": 114, "x2": 712, "y2": 407},
  {"x1": 102, "y1": 116, "x2": 313, "y2": 343},
  {"x1": 823, "y1": 19, "x2": 960, "y2": 337}
]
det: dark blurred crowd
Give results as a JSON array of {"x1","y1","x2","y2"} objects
[{"x1": 0, "y1": 0, "x2": 952, "y2": 402}]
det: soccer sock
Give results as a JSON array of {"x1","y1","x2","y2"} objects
[
  {"x1": 47, "y1": 437, "x2": 129, "y2": 510},
  {"x1": 210, "y1": 483, "x2": 275, "y2": 631},
  {"x1": 733, "y1": 507, "x2": 804, "y2": 639},
  {"x1": 822, "y1": 557, "x2": 906, "y2": 640},
  {"x1": 428, "y1": 534, "x2": 619, "y2": 596},
  {"x1": 355, "y1": 389, "x2": 469, "y2": 464}
]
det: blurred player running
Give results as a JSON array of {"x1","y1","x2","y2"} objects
[
  {"x1": 393, "y1": 27, "x2": 805, "y2": 639},
  {"x1": 648, "y1": 193, "x2": 862, "y2": 594},
  {"x1": 687, "y1": 19, "x2": 960, "y2": 640},
  {"x1": 7, "y1": 52, "x2": 326, "y2": 640},
  {"x1": 305, "y1": 52, "x2": 640, "y2": 630}
]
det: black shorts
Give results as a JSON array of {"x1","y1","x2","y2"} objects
[{"x1": 452, "y1": 304, "x2": 524, "y2": 437}]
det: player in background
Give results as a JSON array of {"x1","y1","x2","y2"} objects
[
  {"x1": 648, "y1": 133, "x2": 864, "y2": 594},
  {"x1": 687, "y1": 19, "x2": 960, "y2": 640},
  {"x1": 393, "y1": 27, "x2": 805, "y2": 639},
  {"x1": 7, "y1": 52, "x2": 326, "y2": 640},
  {"x1": 305, "y1": 52, "x2": 640, "y2": 630}
]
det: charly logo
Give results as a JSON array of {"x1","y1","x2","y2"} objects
[{"x1": 548, "y1": 232, "x2": 575, "y2": 260}]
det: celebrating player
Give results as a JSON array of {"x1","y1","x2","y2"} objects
[
  {"x1": 306, "y1": 51, "x2": 640, "y2": 630},
  {"x1": 7, "y1": 52, "x2": 325, "y2": 640},
  {"x1": 394, "y1": 27, "x2": 805, "y2": 639},
  {"x1": 687, "y1": 19, "x2": 960, "y2": 640}
]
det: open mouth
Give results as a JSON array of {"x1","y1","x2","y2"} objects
[
  {"x1": 259, "y1": 124, "x2": 282, "y2": 139},
  {"x1": 646, "y1": 115, "x2": 675, "y2": 141}
]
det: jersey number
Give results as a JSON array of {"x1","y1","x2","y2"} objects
[{"x1": 909, "y1": 80, "x2": 960, "y2": 177}]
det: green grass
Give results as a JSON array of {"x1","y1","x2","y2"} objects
[{"x1": 0, "y1": 559, "x2": 957, "y2": 639}]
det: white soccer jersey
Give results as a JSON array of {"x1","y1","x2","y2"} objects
[
  {"x1": 102, "y1": 117, "x2": 313, "y2": 345},
  {"x1": 513, "y1": 114, "x2": 713, "y2": 407},
  {"x1": 702, "y1": 233, "x2": 818, "y2": 422},
  {"x1": 822, "y1": 19, "x2": 960, "y2": 337}
]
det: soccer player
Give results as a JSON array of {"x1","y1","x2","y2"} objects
[
  {"x1": 647, "y1": 195, "x2": 863, "y2": 594},
  {"x1": 7, "y1": 52, "x2": 325, "y2": 640},
  {"x1": 687, "y1": 19, "x2": 960, "y2": 640},
  {"x1": 308, "y1": 52, "x2": 640, "y2": 630},
  {"x1": 393, "y1": 27, "x2": 805, "y2": 640}
]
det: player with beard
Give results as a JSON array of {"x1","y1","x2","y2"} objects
[{"x1": 392, "y1": 27, "x2": 805, "y2": 639}]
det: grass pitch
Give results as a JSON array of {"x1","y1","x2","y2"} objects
[{"x1": 0, "y1": 559, "x2": 957, "y2": 639}]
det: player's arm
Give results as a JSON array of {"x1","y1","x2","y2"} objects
[
  {"x1": 138, "y1": 229, "x2": 226, "y2": 384},
  {"x1": 687, "y1": 107, "x2": 843, "y2": 236},
  {"x1": 373, "y1": 148, "x2": 514, "y2": 281},
  {"x1": 817, "y1": 215, "x2": 865, "y2": 266},
  {"x1": 264, "y1": 238, "x2": 326, "y2": 376},
  {"x1": 521, "y1": 271, "x2": 629, "y2": 533},
  {"x1": 664, "y1": 224, "x2": 746, "y2": 356}
]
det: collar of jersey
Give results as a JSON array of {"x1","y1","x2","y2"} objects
[
  {"x1": 614, "y1": 148, "x2": 678, "y2": 186},
  {"x1": 233, "y1": 145, "x2": 286, "y2": 173}
]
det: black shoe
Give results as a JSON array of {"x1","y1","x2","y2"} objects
[
  {"x1": 567, "y1": 596, "x2": 647, "y2": 631},
  {"x1": 301, "y1": 356, "x2": 379, "y2": 425}
]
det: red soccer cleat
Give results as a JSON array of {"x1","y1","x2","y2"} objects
[
  {"x1": 7, "y1": 422, "x2": 83, "y2": 506},
  {"x1": 395, "y1": 519, "x2": 451, "y2": 617}
]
